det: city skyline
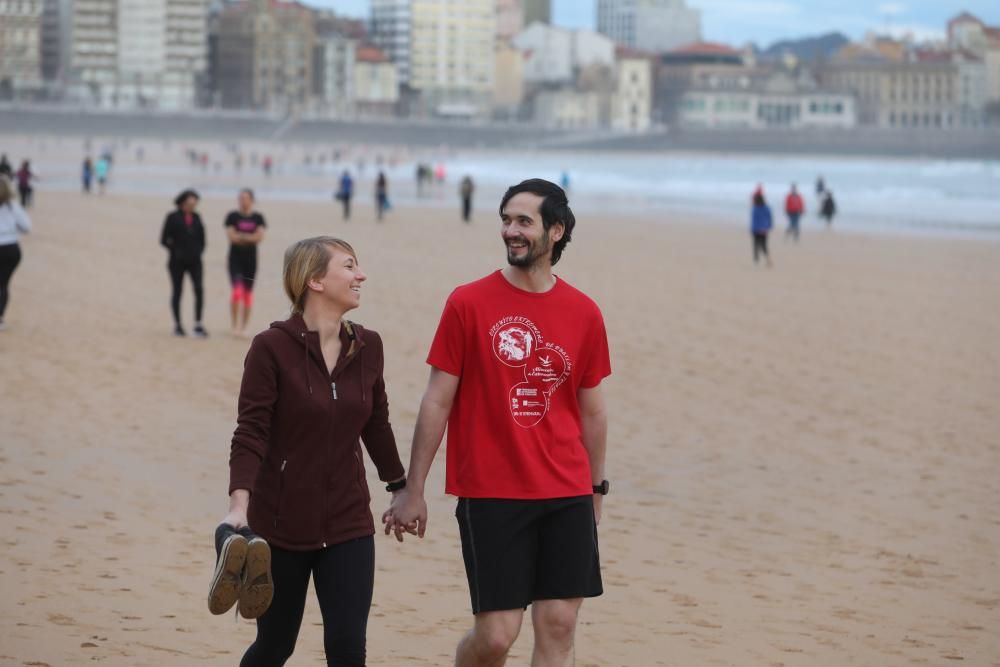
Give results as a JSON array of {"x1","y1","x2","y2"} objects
[{"x1": 310, "y1": 1, "x2": 1000, "y2": 48}]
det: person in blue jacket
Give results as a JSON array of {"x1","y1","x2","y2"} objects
[
  {"x1": 336, "y1": 170, "x2": 353, "y2": 220},
  {"x1": 750, "y1": 188, "x2": 773, "y2": 267}
]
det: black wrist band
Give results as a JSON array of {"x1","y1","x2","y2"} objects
[{"x1": 385, "y1": 478, "x2": 407, "y2": 493}]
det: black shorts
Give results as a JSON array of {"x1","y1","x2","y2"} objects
[{"x1": 455, "y1": 495, "x2": 602, "y2": 614}]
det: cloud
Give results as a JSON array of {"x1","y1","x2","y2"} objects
[{"x1": 876, "y1": 3, "x2": 907, "y2": 17}]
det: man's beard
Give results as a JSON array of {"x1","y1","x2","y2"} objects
[{"x1": 506, "y1": 232, "x2": 551, "y2": 268}]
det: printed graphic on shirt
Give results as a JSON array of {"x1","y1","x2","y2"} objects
[
  {"x1": 490, "y1": 316, "x2": 572, "y2": 428},
  {"x1": 235, "y1": 218, "x2": 258, "y2": 233}
]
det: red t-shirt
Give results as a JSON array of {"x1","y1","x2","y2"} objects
[{"x1": 427, "y1": 271, "x2": 611, "y2": 499}]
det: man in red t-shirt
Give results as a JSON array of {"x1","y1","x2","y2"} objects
[
  {"x1": 784, "y1": 183, "x2": 805, "y2": 242},
  {"x1": 384, "y1": 178, "x2": 611, "y2": 666}
]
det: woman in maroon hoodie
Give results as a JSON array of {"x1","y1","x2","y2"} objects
[{"x1": 216, "y1": 236, "x2": 406, "y2": 666}]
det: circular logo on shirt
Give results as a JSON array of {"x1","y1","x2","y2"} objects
[
  {"x1": 493, "y1": 323, "x2": 536, "y2": 366},
  {"x1": 490, "y1": 316, "x2": 572, "y2": 428}
]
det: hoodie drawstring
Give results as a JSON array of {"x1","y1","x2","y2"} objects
[
  {"x1": 301, "y1": 332, "x2": 313, "y2": 394},
  {"x1": 344, "y1": 320, "x2": 365, "y2": 404},
  {"x1": 297, "y1": 320, "x2": 364, "y2": 400}
]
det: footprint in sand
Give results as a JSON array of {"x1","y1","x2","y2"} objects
[{"x1": 46, "y1": 613, "x2": 76, "y2": 626}]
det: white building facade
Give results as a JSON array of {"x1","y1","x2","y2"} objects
[
  {"x1": 370, "y1": 0, "x2": 411, "y2": 84},
  {"x1": 597, "y1": 0, "x2": 700, "y2": 53},
  {"x1": 371, "y1": 0, "x2": 494, "y2": 116},
  {"x1": 314, "y1": 34, "x2": 357, "y2": 117},
  {"x1": 679, "y1": 90, "x2": 856, "y2": 129},
  {"x1": 0, "y1": 0, "x2": 44, "y2": 96},
  {"x1": 67, "y1": 0, "x2": 207, "y2": 108},
  {"x1": 513, "y1": 23, "x2": 614, "y2": 86},
  {"x1": 611, "y1": 56, "x2": 652, "y2": 131}
]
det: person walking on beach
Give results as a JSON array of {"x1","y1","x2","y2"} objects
[
  {"x1": 415, "y1": 163, "x2": 426, "y2": 197},
  {"x1": 218, "y1": 236, "x2": 407, "y2": 665},
  {"x1": 751, "y1": 189, "x2": 773, "y2": 267},
  {"x1": 0, "y1": 155, "x2": 12, "y2": 180},
  {"x1": 784, "y1": 183, "x2": 804, "y2": 241},
  {"x1": 375, "y1": 171, "x2": 389, "y2": 222},
  {"x1": 160, "y1": 189, "x2": 208, "y2": 337},
  {"x1": 16, "y1": 161, "x2": 36, "y2": 208},
  {"x1": 225, "y1": 189, "x2": 267, "y2": 337},
  {"x1": 383, "y1": 178, "x2": 611, "y2": 667},
  {"x1": 820, "y1": 190, "x2": 837, "y2": 227},
  {"x1": 82, "y1": 158, "x2": 94, "y2": 194},
  {"x1": 95, "y1": 155, "x2": 110, "y2": 195},
  {"x1": 459, "y1": 175, "x2": 475, "y2": 222},
  {"x1": 336, "y1": 170, "x2": 353, "y2": 220},
  {"x1": 0, "y1": 176, "x2": 32, "y2": 331}
]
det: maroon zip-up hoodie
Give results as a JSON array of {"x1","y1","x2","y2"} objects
[{"x1": 229, "y1": 314, "x2": 405, "y2": 550}]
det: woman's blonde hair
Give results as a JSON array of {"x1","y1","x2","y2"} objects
[
  {"x1": 283, "y1": 236, "x2": 358, "y2": 315},
  {"x1": 0, "y1": 176, "x2": 11, "y2": 206}
]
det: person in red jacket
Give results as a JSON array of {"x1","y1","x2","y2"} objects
[
  {"x1": 212, "y1": 236, "x2": 406, "y2": 666},
  {"x1": 784, "y1": 183, "x2": 805, "y2": 241}
]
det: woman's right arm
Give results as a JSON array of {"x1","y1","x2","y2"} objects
[
  {"x1": 225, "y1": 336, "x2": 280, "y2": 528},
  {"x1": 160, "y1": 214, "x2": 173, "y2": 249},
  {"x1": 14, "y1": 204, "x2": 31, "y2": 234}
]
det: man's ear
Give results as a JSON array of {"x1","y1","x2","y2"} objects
[{"x1": 550, "y1": 222, "x2": 565, "y2": 243}]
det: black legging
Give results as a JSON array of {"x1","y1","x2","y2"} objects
[
  {"x1": 18, "y1": 186, "x2": 32, "y2": 208},
  {"x1": 0, "y1": 242, "x2": 22, "y2": 320},
  {"x1": 241, "y1": 535, "x2": 375, "y2": 667},
  {"x1": 752, "y1": 232, "x2": 770, "y2": 263},
  {"x1": 168, "y1": 258, "x2": 203, "y2": 325}
]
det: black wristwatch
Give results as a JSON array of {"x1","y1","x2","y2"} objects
[
  {"x1": 385, "y1": 478, "x2": 407, "y2": 493},
  {"x1": 592, "y1": 480, "x2": 610, "y2": 495}
]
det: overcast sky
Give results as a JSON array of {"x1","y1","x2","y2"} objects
[{"x1": 312, "y1": 1, "x2": 1000, "y2": 47}]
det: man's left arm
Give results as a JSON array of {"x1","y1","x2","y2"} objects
[{"x1": 578, "y1": 383, "x2": 608, "y2": 525}]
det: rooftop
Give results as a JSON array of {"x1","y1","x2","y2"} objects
[{"x1": 356, "y1": 45, "x2": 389, "y2": 64}]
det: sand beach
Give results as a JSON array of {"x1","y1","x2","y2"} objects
[{"x1": 1, "y1": 154, "x2": 999, "y2": 665}]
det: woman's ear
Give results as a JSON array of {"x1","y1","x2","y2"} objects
[{"x1": 306, "y1": 274, "x2": 323, "y2": 293}]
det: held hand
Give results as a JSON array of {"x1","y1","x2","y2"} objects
[
  {"x1": 221, "y1": 507, "x2": 248, "y2": 530},
  {"x1": 592, "y1": 494, "x2": 603, "y2": 526},
  {"x1": 382, "y1": 489, "x2": 427, "y2": 542},
  {"x1": 380, "y1": 504, "x2": 418, "y2": 543}
]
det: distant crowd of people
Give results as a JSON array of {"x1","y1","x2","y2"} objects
[{"x1": 748, "y1": 175, "x2": 837, "y2": 267}]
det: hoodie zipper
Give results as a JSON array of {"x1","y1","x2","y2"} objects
[
  {"x1": 331, "y1": 382, "x2": 337, "y2": 400},
  {"x1": 274, "y1": 458, "x2": 287, "y2": 529}
]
